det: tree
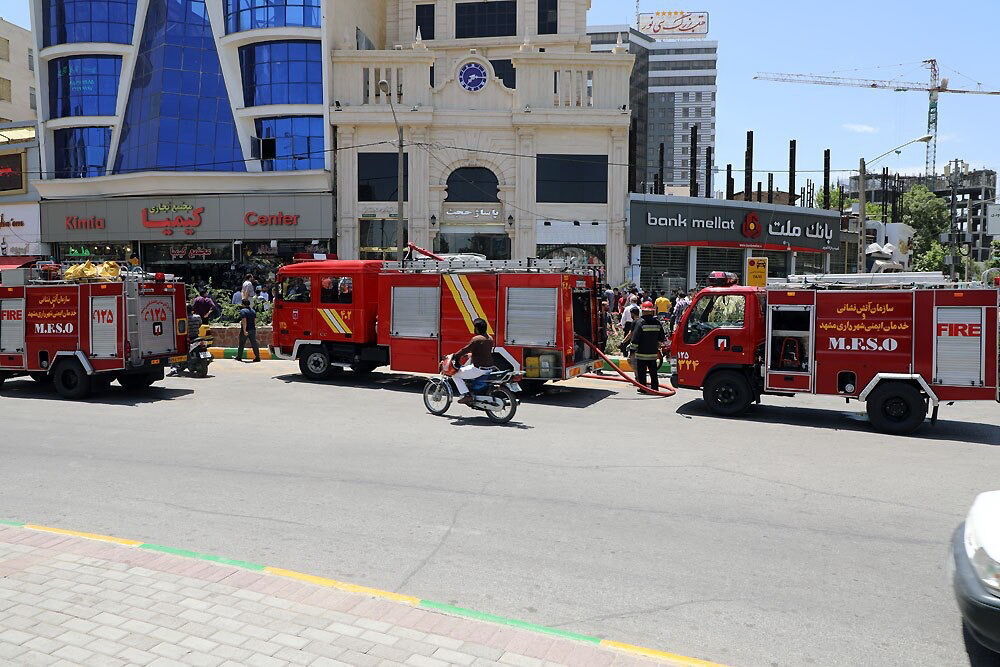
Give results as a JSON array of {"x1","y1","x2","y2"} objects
[
  {"x1": 911, "y1": 240, "x2": 947, "y2": 273},
  {"x1": 987, "y1": 239, "x2": 1000, "y2": 270},
  {"x1": 900, "y1": 186, "x2": 950, "y2": 269}
]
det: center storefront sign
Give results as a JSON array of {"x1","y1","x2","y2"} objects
[
  {"x1": 41, "y1": 193, "x2": 334, "y2": 244},
  {"x1": 629, "y1": 195, "x2": 841, "y2": 253}
]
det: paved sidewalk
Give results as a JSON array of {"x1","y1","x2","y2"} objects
[{"x1": 0, "y1": 525, "x2": 688, "y2": 667}]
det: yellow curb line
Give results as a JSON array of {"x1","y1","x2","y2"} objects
[
  {"x1": 601, "y1": 640, "x2": 726, "y2": 666},
  {"x1": 265, "y1": 567, "x2": 420, "y2": 605},
  {"x1": 24, "y1": 525, "x2": 143, "y2": 546}
]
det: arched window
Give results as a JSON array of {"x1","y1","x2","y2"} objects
[{"x1": 445, "y1": 167, "x2": 499, "y2": 202}]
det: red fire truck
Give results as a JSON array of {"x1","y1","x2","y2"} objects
[
  {"x1": 270, "y1": 257, "x2": 606, "y2": 383},
  {"x1": 0, "y1": 266, "x2": 188, "y2": 399},
  {"x1": 671, "y1": 272, "x2": 999, "y2": 434}
]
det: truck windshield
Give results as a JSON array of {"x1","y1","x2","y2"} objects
[
  {"x1": 280, "y1": 277, "x2": 312, "y2": 303},
  {"x1": 684, "y1": 294, "x2": 746, "y2": 344}
]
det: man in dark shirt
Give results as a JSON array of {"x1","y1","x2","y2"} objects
[
  {"x1": 236, "y1": 299, "x2": 261, "y2": 363},
  {"x1": 623, "y1": 301, "x2": 665, "y2": 392},
  {"x1": 452, "y1": 318, "x2": 494, "y2": 404},
  {"x1": 191, "y1": 289, "x2": 217, "y2": 322}
]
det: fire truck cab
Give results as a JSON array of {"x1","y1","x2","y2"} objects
[
  {"x1": 671, "y1": 271, "x2": 1000, "y2": 434},
  {"x1": 0, "y1": 265, "x2": 188, "y2": 399},
  {"x1": 270, "y1": 258, "x2": 606, "y2": 383}
]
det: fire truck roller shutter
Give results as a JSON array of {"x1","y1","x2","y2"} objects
[
  {"x1": 935, "y1": 307, "x2": 985, "y2": 387},
  {"x1": 138, "y1": 295, "x2": 176, "y2": 357},
  {"x1": 505, "y1": 288, "x2": 558, "y2": 346},
  {"x1": 0, "y1": 298, "x2": 25, "y2": 353},
  {"x1": 391, "y1": 287, "x2": 440, "y2": 338},
  {"x1": 90, "y1": 296, "x2": 119, "y2": 358}
]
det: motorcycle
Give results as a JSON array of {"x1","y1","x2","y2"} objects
[
  {"x1": 422, "y1": 355, "x2": 521, "y2": 424},
  {"x1": 170, "y1": 326, "x2": 214, "y2": 378}
]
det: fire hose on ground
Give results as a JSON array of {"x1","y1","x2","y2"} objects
[{"x1": 574, "y1": 334, "x2": 677, "y2": 397}]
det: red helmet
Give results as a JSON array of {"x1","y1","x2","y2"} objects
[{"x1": 641, "y1": 301, "x2": 655, "y2": 311}]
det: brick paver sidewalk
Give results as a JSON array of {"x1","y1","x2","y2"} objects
[{"x1": 0, "y1": 525, "x2": 675, "y2": 667}]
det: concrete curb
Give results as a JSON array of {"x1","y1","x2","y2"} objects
[{"x1": 0, "y1": 519, "x2": 724, "y2": 666}]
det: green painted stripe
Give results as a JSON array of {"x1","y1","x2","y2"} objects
[
  {"x1": 419, "y1": 600, "x2": 601, "y2": 644},
  {"x1": 138, "y1": 543, "x2": 266, "y2": 571},
  {"x1": 0, "y1": 519, "x2": 25, "y2": 526}
]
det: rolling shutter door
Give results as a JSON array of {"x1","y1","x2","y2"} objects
[
  {"x1": 391, "y1": 286, "x2": 440, "y2": 338},
  {"x1": 90, "y1": 296, "x2": 118, "y2": 358},
  {"x1": 137, "y1": 295, "x2": 176, "y2": 356},
  {"x1": 505, "y1": 287, "x2": 557, "y2": 346},
  {"x1": 935, "y1": 307, "x2": 984, "y2": 386},
  {"x1": 0, "y1": 298, "x2": 25, "y2": 353}
]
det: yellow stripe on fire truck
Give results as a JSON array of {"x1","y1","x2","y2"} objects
[
  {"x1": 319, "y1": 308, "x2": 352, "y2": 335},
  {"x1": 443, "y1": 275, "x2": 494, "y2": 335}
]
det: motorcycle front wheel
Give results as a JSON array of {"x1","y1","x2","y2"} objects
[
  {"x1": 422, "y1": 378, "x2": 453, "y2": 416},
  {"x1": 485, "y1": 386, "x2": 517, "y2": 424}
]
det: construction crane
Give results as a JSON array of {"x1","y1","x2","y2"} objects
[{"x1": 754, "y1": 60, "x2": 1000, "y2": 184}]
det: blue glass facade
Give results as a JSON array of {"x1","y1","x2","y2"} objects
[
  {"x1": 42, "y1": 0, "x2": 138, "y2": 47},
  {"x1": 225, "y1": 0, "x2": 321, "y2": 33},
  {"x1": 48, "y1": 56, "x2": 122, "y2": 118},
  {"x1": 53, "y1": 127, "x2": 112, "y2": 178},
  {"x1": 256, "y1": 116, "x2": 324, "y2": 171},
  {"x1": 115, "y1": 0, "x2": 245, "y2": 173},
  {"x1": 239, "y1": 41, "x2": 323, "y2": 106}
]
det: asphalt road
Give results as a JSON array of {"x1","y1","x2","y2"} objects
[{"x1": 1, "y1": 362, "x2": 997, "y2": 666}]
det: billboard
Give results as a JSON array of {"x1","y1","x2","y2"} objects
[
  {"x1": 0, "y1": 151, "x2": 27, "y2": 196},
  {"x1": 638, "y1": 11, "x2": 709, "y2": 38},
  {"x1": 987, "y1": 203, "x2": 1000, "y2": 237},
  {"x1": 629, "y1": 195, "x2": 842, "y2": 253}
]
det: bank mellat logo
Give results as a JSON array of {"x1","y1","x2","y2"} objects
[{"x1": 742, "y1": 212, "x2": 762, "y2": 239}]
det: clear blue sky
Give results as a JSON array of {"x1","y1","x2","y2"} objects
[{"x1": 5, "y1": 0, "x2": 998, "y2": 181}]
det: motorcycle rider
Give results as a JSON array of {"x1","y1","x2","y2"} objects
[{"x1": 452, "y1": 318, "x2": 494, "y2": 405}]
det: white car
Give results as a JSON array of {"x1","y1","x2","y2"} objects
[{"x1": 954, "y1": 491, "x2": 1000, "y2": 664}]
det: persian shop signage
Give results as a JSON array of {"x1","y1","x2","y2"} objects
[
  {"x1": 0, "y1": 152, "x2": 27, "y2": 194},
  {"x1": 629, "y1": 195, "x2": 842, "y2": 253},
  {"x1": 142, "y1": 202, "x2": 204, "y2": 236}
]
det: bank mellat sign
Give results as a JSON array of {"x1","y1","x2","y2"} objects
[{"x1": 629, "y1": 195, "x2": 842, "y2": 253}]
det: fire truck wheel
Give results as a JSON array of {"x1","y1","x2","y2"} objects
[
  {"x1": 703, "y1": 370, "x2": 753, "y2": 417},
  {"x1": 299, "y1": 348, "x2": 332, "y2": 380},
  {"x1": 29, "y1": 372, "x2": 53, "y2": 385},
  {"x1": 119, "y1": 373, "x2": 157, "y2": 391},
  {"x1": 866, "y1": 382, "x2": 927, "y2": 435},
  {"x1": 53, "y1": 362, "x2": 92, "y2": 400}
]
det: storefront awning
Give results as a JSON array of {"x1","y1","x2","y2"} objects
[{"x1": 0, "y1": 255, "x2": 37, "y2": 270}]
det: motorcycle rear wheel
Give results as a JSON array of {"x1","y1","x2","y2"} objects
[
  {"x1": 193, "y1": 361, "x2": 210, "y2": 378},
  {"x1": 485, "y1": 386, "x2": 517, "y2": 424},
  {"x1": 423, "y1": 378, "x2": 453, "y2": 416}
]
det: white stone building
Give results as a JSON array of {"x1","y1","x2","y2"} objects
[{"x1": 0, "y1": 18, "x2": 37, "y2": 123}]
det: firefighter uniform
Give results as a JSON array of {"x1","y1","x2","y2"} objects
[{"x1": 631, "y1": 311, "x2": 666, "y2": 391}]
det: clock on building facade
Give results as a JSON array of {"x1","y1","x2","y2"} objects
[{"x1": 458, "y1": 62, "x2": 489, "y2": 92}]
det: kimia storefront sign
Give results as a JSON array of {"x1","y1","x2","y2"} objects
[{"x1": 141, "y1": 202, "x2": 204, "y2": 236}]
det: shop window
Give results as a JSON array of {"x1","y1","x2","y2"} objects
[
  {"x1": 415, "y1": 4, "x2": 435, "y2": 40},
  {"x1": 114, "y1": 0, "x2": 245, "y2": 173},
  {"x1": 538, "y1": 0, "x2": 557, "y2": 34},
  {"x1": 320, "y1": 276, "x2": 353, "y2": 304},
  {"x1": 225, "y1": 0, "x2": 320, "y2": 34},
  {"x1": 255, "y1": 116, "x2": 324, "y2": 171},
  {"x1": 434, "y1": 232, "x2": 510, "y2": 260},
  {"x1": 455, "y1": 1, "x2": 516, "y2": 39},
  {"x1": 445, "y1": 167, "x2": 499, "y2": 202},
  {"x1": 358, "y1": 153, "x2": 409, "y2": 201},
  {"x1": 50, "y1": 55, "x2": 124, "y2": 117},
  {"x1": 280, "y1": 276, "x2": 312, "y2": 303},
  {"x1": 360, "y1": 219, "x2": 407, "y2": 260},
  {"x1": 239, "y1": 40, "x2": 323, "y2": 106},
  {"x1": 53, "y1": 127, "x2": 111, "y2": 178},
  {"x1": 43, "y1": 0, "x2": 138, "y2": 46},
  {"x1": 536, "y1": 154, "x2": 608, "y2": 204},
  {"x1": 683, "y1": 294, "x2": 746, "y2": 344},
  {"x1": 489, "y1": 59, "x2": 516, "y2": 89},
  {"x1": 639, "y1": 246, "x2": 688, "y2": 293}
]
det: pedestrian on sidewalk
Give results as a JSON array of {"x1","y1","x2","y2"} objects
[
  {"x1": 623, "y1": 301, "x2": 665, "y2": 392},
  {"x1": 237, "y1": 299, "x2": 261, "y2": 363},
  {"x1": 618, "y1": 295, "x2": 640, "y2": 355},
  {"x1": 241, "y1": 273, "x2": 256, "y2": 303}
]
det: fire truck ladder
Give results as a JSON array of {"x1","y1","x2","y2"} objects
[{"x1": 770, "y1": 272, "x2": 970, "y2": 290}]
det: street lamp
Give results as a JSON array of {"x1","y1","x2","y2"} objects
[
  {"x1": 857, "y1": 134, "x2": 934, "y2": 272},
  {"x1": 378, "y1": 79, "x2": 406, "y2": 262}
]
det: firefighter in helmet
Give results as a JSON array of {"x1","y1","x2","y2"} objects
[{"x1": 623, "y1": 300, "x2": 665, "y2": 393}]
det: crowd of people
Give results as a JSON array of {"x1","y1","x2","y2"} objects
[{"x1": 598, "y1": 283, "x2": 698, "y2": 393}]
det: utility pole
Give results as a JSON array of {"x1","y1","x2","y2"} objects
[
  {"x1": 858, "y1": 158, "x2": 867, "y2": 273},
  {"x1": 379, "y1": 79, "x2": 406, "y2": 261},
  {"x1": 948, "y1": 158, "x2": 959, "y2": 280}
]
